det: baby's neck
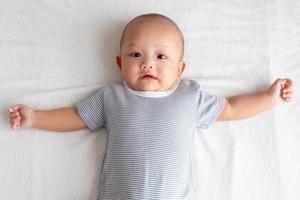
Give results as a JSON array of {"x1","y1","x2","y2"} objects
[{"x1": 123, "y1": 80, "x2": 180, "y2": 98}]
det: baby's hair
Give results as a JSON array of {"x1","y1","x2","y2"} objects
[{"x1": 120, "y1": 13, "x2": 184, "y2": 59}]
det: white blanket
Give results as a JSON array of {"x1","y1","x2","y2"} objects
[{"x1": 0, "y1": 0, "x2": 299, "y2": 199}]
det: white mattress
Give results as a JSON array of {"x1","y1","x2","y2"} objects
[{"x1": 0, "y1": 0, "x2": 299, "y2": 199}]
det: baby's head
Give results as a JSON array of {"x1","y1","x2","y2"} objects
[{"x1": 116, "y1": 14, "x2": 185, "y2": 91}]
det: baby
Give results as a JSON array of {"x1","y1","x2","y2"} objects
[{"x1": 9, "y1": 14, "x2": 293, "y2": 199}]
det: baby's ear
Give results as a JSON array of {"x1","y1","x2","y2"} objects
[
  {"x1": 116, "y1": 56, "x2": 122, "y2": 69},
  {"x1": 177, "y1": 61, "x2": 186, "y2": 78}
]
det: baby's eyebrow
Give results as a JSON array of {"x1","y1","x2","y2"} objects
[
  {"x1": 127, "y1": 43, "x2": 170, "y2": 48},
  {"x1": 157, "y1": 43, "x2": 169, "y2": 47},
  {"x1": 128, "y1": 43, "x2": 139, "y2": 48}
]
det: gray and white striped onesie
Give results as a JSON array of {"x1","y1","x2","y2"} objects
[{"x1": 76, "y1": 79, "x2": 225, "y2": 200}]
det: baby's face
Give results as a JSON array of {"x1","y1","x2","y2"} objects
[{"x1": 117, "y1": 19, "x2": 185, "y2": 91}]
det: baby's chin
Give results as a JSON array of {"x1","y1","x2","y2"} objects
[
  {"x1": 125, "y1": 81, "x2": 173, "y2": 92},
  {"x1": 132, "y1": 85, "x2": 163, "y2": 92}
]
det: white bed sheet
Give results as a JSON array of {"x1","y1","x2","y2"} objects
[{"x1": 0, "y1": 0, "x2": 299, "y2": 199}]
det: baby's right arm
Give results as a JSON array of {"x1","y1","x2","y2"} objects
[{"x1": 9, "y1": 105, "x2": 86, "y2": 132}]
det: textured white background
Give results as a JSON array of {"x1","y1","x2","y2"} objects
[{"x1": 0, "y1": 0, "x2": 299, "y2": 199}]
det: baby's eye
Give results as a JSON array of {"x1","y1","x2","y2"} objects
[
  {"x1": 131, "y1": 52, "x2": 142, "y2": 57},
  {"x1": 157, "y1": 54, "x2": 167, "y2": 59}
]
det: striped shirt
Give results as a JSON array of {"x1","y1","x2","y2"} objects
[{"x1": 76, "y1": 79, "x2": 225, "y2": 200}]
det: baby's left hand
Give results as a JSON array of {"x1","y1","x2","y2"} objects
[{"x1": 267, "y1": 78, "x2": 293, "y2": 106}]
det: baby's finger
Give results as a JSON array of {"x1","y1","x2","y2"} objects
[
  {"x1": 10, "y1": 117, "x2": 15, "y2": 124},
  {"x1": 284, "y1": 80, "x2": 293, "y2": 88},
  {"x1": 282, "y1": 87, "x2": 292, "y2": 93},
  {"x1": 15, "y1": 123, "x2": 20, "y2": 129},
  {"x1": 284, "y1": 92, "x2": 293, "y2": 98},
  {"x1": 285, "y1": 79, "x2": 293, "y2": 85},
  {"x1": 10, "y1": 104, "x2": 24, "y2": 112},
  {"x1": 10, "y1": 116, "x2": 20, "y2": 124},
  {"x1": 281, "y1": 92, "x2": 292, "y2": 99},
  {"x1": 9, "y1": 107, "x2": 18, "y2": 113},
  {"x1": 286, "y1": 84, "x2": 293, "y2": 92},
  {"x1": 10, "y1": 121, "x2": 18, "y2": 129},
  {"x1": 10, "y1": 112, "x2": 19, "y2": 119},
  {"x1": 12, "y1": 123, "x2": 19, "y2": 129},
  {"x1": 10, "y1": 107, "x2": 18, "y2": 113},
  {"x1": 284, "y1": 97, "x2": 292, "y2": 102},
  {"x1": 285, "y1": 96, "x2": 292, "y2": 101}
]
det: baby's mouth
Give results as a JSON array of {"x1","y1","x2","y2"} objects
[{"x1": 141, "y1": 74, "x2": 157, "y2": 80}]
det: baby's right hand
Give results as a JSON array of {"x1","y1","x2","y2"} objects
[{"x1": 9, "y1": 104, "x2": 35, "y2": 129}]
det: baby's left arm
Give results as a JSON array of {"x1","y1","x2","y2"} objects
[{"x1": 218, "y1": 78, "x2": 293, "y2": 121}]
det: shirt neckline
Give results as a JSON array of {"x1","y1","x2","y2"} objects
[{"x1": 123, "y1": 80, "x2": 180, "y2": 98}]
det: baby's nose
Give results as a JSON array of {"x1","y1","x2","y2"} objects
[
  {"x1": 141, "y1": 65, "x2": 152, "y2": 70},
  {"x1": 141, "y1": 60, "x2": 155, "y2": 70}
]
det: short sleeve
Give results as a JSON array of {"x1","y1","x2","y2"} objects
[
  {"x1": 196, "y1": 88, "x2": 225, "y2": 129},
  {"x1": 75, "y1": 88, "x2": 106, "y2": 131}
]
